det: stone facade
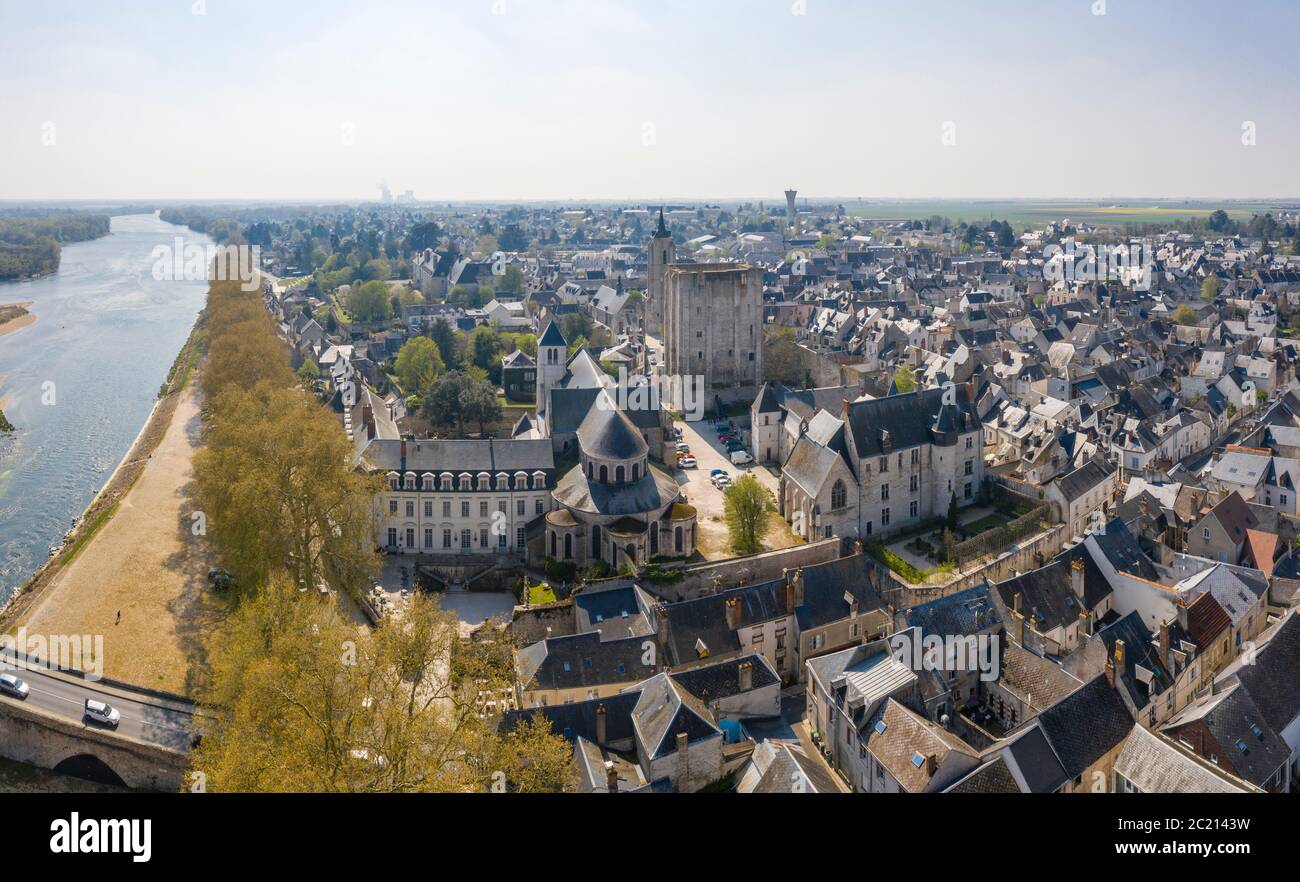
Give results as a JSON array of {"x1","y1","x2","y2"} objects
[{"x1": 662, "y1": 263, "x2": 765, "y2": 404}]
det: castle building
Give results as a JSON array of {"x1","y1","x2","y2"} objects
[
  {"x1": 646, "y1": 209, "x2": 675, "y2": 337},
  {"x1": 662, "y1": 262, "x2": 764, "y2": 404},
  {"x1": 775, "y1": 385, "x2": 985, "y2": 542},
  {"x1": 646, "y1": 210, "x2": 764, "y2": 404}
]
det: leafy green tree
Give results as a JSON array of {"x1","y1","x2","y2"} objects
[
  {"x1": 344, "y1": 280, "x2": 394, "y2": 322},
  {"x1": 297, "y1": 358, "x2": 320, "y2": 384},
  {"x1": 1201, "y1": 275, "x2": 1221, "y2": 303},
  {"x1": 724, "y1": 476, "x2": 773, "y2": 554},
  {"x1": 190, "y1": 582, "x2": 575, "y2": 792},
  {"x1": 428, "y1": 317, "x2": 461, "y2": 370},
  {"x1": 1172, "y1": 305, "x2": 1198, "y2": 325},
  {"x1": 893, "y1": 364, "x2": 917, "y2": 393},
  {"x1": 763, "y1": 326, "x2": 808, "y2": 386},
  {"x1": 394, "y1": 336, "x2": 444, "y2": 395},
  {"x1": 946, "y1": 493, "x2": 959, "y2": 532}
]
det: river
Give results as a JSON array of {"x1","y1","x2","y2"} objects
[{"x1": 0, "y1": 213, "x2": 213, "y2": 601}]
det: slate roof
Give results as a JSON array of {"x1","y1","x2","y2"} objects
[
  {"x1": 538, "y1": 319, "x2": 567, "y2": 348},
  {"x1": 945, "y1": 758, "x2": 1023, "y2": 794},
  {"x1": 1163, "y1": 683, "x2": 1289, "y2": 787},
  {"x1": 994, "y1": 553, "x2": 1107, "y2": 633},
  {"x1": 577, "y1": 393, "x2": 649, "y2": 460},
  {"x1": 1003, "y1": 724, "x2": 1069, "y2": 793},
  {"x1": 1113, "y1": 725, "x2": 1253, "y2": 793},
  {"x1": 844, "y1": 385, "x2": 976, "y2": 458},
  {"x1": 1230, "y1": 612, "x2": 1300, "y2": 737},
  {"x1": 905, "y1": 583, "x2": 1000, "y2": 637},
  {"x1": 863, "y1": 698, "x2": 977, "y2": 793},
  {"x1": 1091, "y1": 518, "x2": 1160, "y2": 582},
  {"x1": 1096, "y1": 611, "x2": 1174, "y2": 711},
  {"x1": 1035, "y1": 675, "x2": 1135, "y2": 781},
  {"x1": 516, "y1": 631, "x2": 649, "y2": 693},
  {"x1": 358, "y1": 437, "x2": 555, "y2": 476},
  {"x1": 752, "y1": 744, "x2": 842, "y2": 794},
  {"x1": 1054, "y1": 459, "x2": 1114, "y2": 503},
  {"x1": 996, "y1": 642, "x2": 1083, "y2": 712},
  {"x1": 632, "y1": 672, "x2": 721, "y2": 760},
  {"x1": 501, "y1": 690, "x2": 642, "y2": 744}
]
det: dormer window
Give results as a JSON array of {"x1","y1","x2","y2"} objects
[
  {"x1": 532, "y1": 471, "x2": 546, "y2": 489},
  {"x1": 476, "y1": 472, "x2": 491, "y2": 490},
  {"x1": 458, "y1": 473, "x2": 472, "y2": 491},
  {"x1": 421, "y1": 473, "x2": 434, "y2": 491},
  {"x1": 496, "y1": 473, "x2": 509, "y2": 490},
  {"x1": 387, "y1": 472, "x2": 399, "y2": 491},
  {"x1": 440, "y1": 473, "x2": 453, "y2": 491},
  {"x1": 403, "y1": 473, "x2": 416, "y2": 491},
  {"x1": 514, "y1": 471, "x2": 528, "y2": 490}
]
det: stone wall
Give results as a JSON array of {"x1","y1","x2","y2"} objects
[
  {"x1": 0, "y1": 701, "x2": 189, "y2": 792},
  {"x1": 651, "y1": 537, "x2": 845, "y2": 602}
]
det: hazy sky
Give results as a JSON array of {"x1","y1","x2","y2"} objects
[{"x1": 3, "y1": 0, "x2": 1299, "y2": 201}]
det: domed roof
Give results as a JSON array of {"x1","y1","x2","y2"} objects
[{"x1": 577, "y1": 393, "x2": 648, "y2": 461}]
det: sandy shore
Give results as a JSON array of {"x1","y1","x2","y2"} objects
[{"x1": 0, "y1": 301, "x2": 35, "y2": 337}]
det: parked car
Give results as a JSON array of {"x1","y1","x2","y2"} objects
[
  {"x1": 712, "y1": 474, "x2": 733, "y2": 489},
  {"x1": 675, "y1": 442, "x2": 691, "y2": 454},
  {"x1": 730, "y1": 450, "x2": 755, "y2": 466},
  {"x1": 206, "y1": 567, "x2": 235, "y2": 590},
  {"x1": 84, "y1": 699, "x2": 121, "y2": 727},
  {"x1": 678, "y1": 455, "x2": 698, "y2": 469},
  {"x1": 0, "y1": 673, "x2": 30, "y2": 699},
  {"x1": 709, "y1": 468, "x2": 728, "y2": 478},
  {"x1": 726, "y1": 440, "x2": 745, "y2": 452}
]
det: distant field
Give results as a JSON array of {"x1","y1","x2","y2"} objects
[{"x1": 842, "y1": 200, "x2": 1288, "y2": 229}]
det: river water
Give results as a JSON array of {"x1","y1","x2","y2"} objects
[{"x1": 0, "y1": 213, "x2": 213, "y2": 601}]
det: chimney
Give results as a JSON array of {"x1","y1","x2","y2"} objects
[
  {"x1": 399, "y1": 438, "x2": 407, "y2": 469},
  {"x1": 924, "y1": 754, "x2": 938, "y2": 777},
  {"x1": 604, "y1": 760, "x2": 618, "y2": 794},
  {"x1": 1159, "y1": 620, "x2": 1170, "y2": 670},
  {"x1": 738, "y1": 660, "x2": 753, "y2": 692},
  {"x1": 1070, "y1": 557, "x2": 1085, "y2": 601},
  {"x1": 366, "y1": 417, "x2": 377, "y2": 440},
  {"x1": 1176, "y1": 599, "x2": 1189, "y2": 631},
  {"x1": 595, "y1": 703, "x2": 607, "y2": 745},
  {"x1": 676, "y1": 732, "x2": 690, "y2": 789},
  {"x1": 724, "y1": 596, "x2": 742, "y2": 630},
  {"x1": 1013, "y1": 593, "x2": 1025, "y2": 644},
  {"x1": 362, "y1": 403, "x2": 373, "y2": 426},
  {"x1": 1079, "y1": 608, "x2": 1093, "y2": 638},
  {"x1": 1107, "y1": 639, "x2": 1125, "y2": 689},
  {"x1": 654, "y1": 602, "x2": 668, "y2": 650},
  {"x1": 841, "y1": 398, "x2": 851, "y2": 417},
  {"x1": 791, "y1": 568, "x2": 805, "y2": 608}
]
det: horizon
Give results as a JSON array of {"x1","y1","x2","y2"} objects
[{"x1": 4, "y1": 0, "x2": 1300, "y2": 201}]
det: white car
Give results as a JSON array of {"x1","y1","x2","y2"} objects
[
  {"x1": 0, "y1": 673, "x2": 30, "y2": 699},
  {"x1": 712, "y1": 474, "x2": 732, "y2": 489},
  {"x1": 678, "y1": 455, "x2": 697, "y2": 469},
  {"x1": 84, "y1": 699, "x2": 121, "y2": 727}
]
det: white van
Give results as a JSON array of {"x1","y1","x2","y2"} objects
[{"x1": 729, "y1": 450, "x2": 755, "y2": 466}]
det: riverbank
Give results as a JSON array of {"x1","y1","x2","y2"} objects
[
  {"x1": 0, "y1": 316, "x2": 208, "y2": 632},
  {"x1": 0, "y1": 301, "x2": 34, "y2": 336}
]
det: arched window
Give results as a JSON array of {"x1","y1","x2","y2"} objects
[
  {"x1": 440, "y1": 473, "x2": 453, "y2": 491},
  {"x1": 421, "y1": 473, "x2": 434, "y2": 491},
  {"x1": 632, "y1": 463, "x2": 640, "y2": 481},
  {"x1": 477, "y1": 472, "x2": 491, "y2": 490},
  {"x1": 387, "y1": 473, "x2": 399, "y2": 491},
  {"x1": 458, "y1": 473, "x2": 472, "y2": 491},
  {"x1": 496, "y1": 473, "x2": 509, "y2": 490},
  {"x1": 599, "y1": 465, "x2": 608, "y2": 483},
  {"x1": 514, "y1": 471, "x2": 528, "y2": 490},
  {"x1": 831, "y1": 480, "x2": 846, "y2": 510},
  {"x1": 563, "y1": 534, "x2": 572, "y2": 560},
  {"x1": 675, "y1": 526, "x2": 684, "y2": 554},
  {"x1": 404, "y1": 473, "x2": 416, "y2": 491},
  {"x1": 533, "y1": 471, "x2": 546, "y2": 489},
  {"x1": 550, "y1": 531, "x2": 556, "y2": 557},
  {"x1": 616, "y1": 465, "x2": 625, "y2": 484}
]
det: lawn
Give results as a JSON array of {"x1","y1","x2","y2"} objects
[
  {"x1": 961, "y1": 513, "x2": 1012, "y2": 536},
  {"x1": 527, "y1": 583, "x2": 558, "y2": 605}
]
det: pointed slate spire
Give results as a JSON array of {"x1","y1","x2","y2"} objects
[{"x1": 653, "y1": 207, "x2": 670, "y2": 238}]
